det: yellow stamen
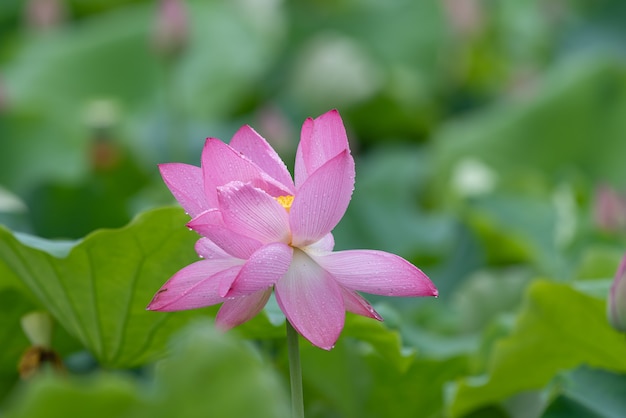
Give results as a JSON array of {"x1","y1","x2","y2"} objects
[{"x1": 275, "y1": 195, "x2": 294, "y2": 212}]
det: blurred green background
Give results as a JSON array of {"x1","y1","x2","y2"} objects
[{"x1": 2, "y1": 0, "x2": 626, "y2": 417}]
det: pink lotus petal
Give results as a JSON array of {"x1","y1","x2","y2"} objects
[
  {"x1": 229, "y1": 125, "x2": 295, "y2": 193},
  {"x1": 311, "y1": 250, "x2": 438, "y2": 297},
  {"x1": 147, "y1": 259, "x2": 243, "y2": 311},
  {"x1": 302, "y1": 233, "x2": 335, "y2": 254},
  {"x1": 224, "y1": 242, "x2": 293, "y2": 297},
  {"x1": 290, "y1": 150, "x2": 355, "y2": 247},
  {"x1": 159, "y1": 163, "x2": 212, "y2": 216},
  {"x1": 188, "y1": 210, "x2": 262, "y2": 259},
  {"x1": 218, "y1": 181, "x2": 291, "y2": 244},
  {"x1": 294, "y1": 117, "x2": 313, "y2": 189},
  {"x1": 202, "y1": 137, "x2": 291, "y2": 199},
  {"x1": 216, "y1": 288, "x2": 273, "y2": 330},
  {"x1": 194, "y1": 237, "x2": 232, "y2": 259},
  {"x1": 275, "y1": 250, "x2": 345, "y2": 350},
  {"x1": 341, "y1": 288, "x2": 383, "y2": 321},
  {"x1": 294, "y1": 109, "x2": 350, "y2": 188}
]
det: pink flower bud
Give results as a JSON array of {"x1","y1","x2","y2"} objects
[
  {"x1": 608, "y1": 254, "x2": 626, "y2": 332},
  {"x1": 593, "y1": 184, "x2": 626, "y2": 233},
  {"x1": 152, "y1": 0, "x2": 189, "y2": 58},
  {"x1": 24, "y1": 0, "x2": 66, "y2": 32},
  {"x1": 442, "y1": 0, "x2": 483, "y2": 37}
]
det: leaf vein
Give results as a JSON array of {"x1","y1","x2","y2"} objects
[{"x1": 110, "y1": 234, "x2": 146, "y2": 365}]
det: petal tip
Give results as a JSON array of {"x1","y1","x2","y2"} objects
[
  {"x1": 307, "y1": 337, "x2": 335, "y2": 350},
  {"x1": 218, "y1": 282, "x2": 232, "y2": 298},
  {"x1": 319, "y1": 108, "x2": 341, "y2": 119},
  {"x1": 146, "y1": 287, "x2": 174, "y2": 311},
  {"x1": 214, "y1": 317, "x2": 234, "y2": 332},
  {"x1": 430, "y1": 284, "x2": 439, "y2": 298},
  {"x1": 158, "y1": 162, "x2": 177, "y2": 170},
  {"x1": 146, "y1": 300, "x2": 162, "y2": 311}
]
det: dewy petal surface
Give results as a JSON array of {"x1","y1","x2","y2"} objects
[
  {"x1": 218, "y1": 181, "x2": 291, "y2": 244},
  {"x1": 224, "y1": 242, "x2": 293, "y2": 297},
  {"x1": 188, "y1": 210, "x2": 263, "y2": 259},
  {"x1": 216, "y1": 288, "x2": 273, "y2": 330},
  {"x1": 302, "y1": 233, "x2": 335, "y2": 254},
  {"x1": 194, "y1": 237, "x2": 232, "y2": 260},
  {"x1": 311, "y1": 250, "x2": 438, "y2": 297},
  {"x1": 275, "y1": 250, "x2": 345, "y2": 350},
  {"x1": 159, "y1": 163, "x2": 212, "y2": 216},
  {"x1": 340, "y1": 288, "x2": 383, "y2": 321},
  {"x1": 295, "y1": 109, "x2": 350, "y2": 188},
  {"x1": 291, "y1": 150, "x2": 355, "y2": 247},
  {"x1": 229, "y1": 125, "x2": 295, "y2": 193},
  {"x1": 202, "y1": 138, "x2": 291, "y2": 199},
  {"x1": 147, "y1": 259, "x2": 243, "y2": 311}
]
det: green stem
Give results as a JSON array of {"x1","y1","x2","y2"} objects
[
  {"x1": 162, "y1": 56, "x2": 186, "y2": 162},
  {"x1": 286, "y1": 320, "x2": 305, "y2": 418}
]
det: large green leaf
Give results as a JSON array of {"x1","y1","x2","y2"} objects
[
  {"x1": 575, "y1": 246, "x2": 624, "y2": 280},
  {"x1": 4, "y1": 321, "x2": 289, "y2": 418},
  {"x1": 452, "y1": 267, "x2": 533, "y2": 333},
  {"x1": 541, "y1": 367, "x2": 626, "y2": 418},
  {"x1": 342, "y1": 313, "x2": 415, "y2": 373},
  {"x1": 448, "y1": 280, "x2": 626, "y2": 417},
  {"x1": 299, "y1": 336, "x2": 469, "y2": 418},
  {"x1": 0, "y1": 207, "x2": 207, "y2": 368},
  {"x1": 146, "y1": 321, "x2": 289, "y2": 418},
  {"x1": 463, "y1": 193, "x2": 565, "y2": 276},
  {"x1": 370, "y1": 355, "x2": 469, "y2": 418},
  {"x1": 4, "y1": 373, "x2": 139, "y2": 418},
  {"x1": 282, "y1": 312, "x2": 469, "y2": 418}
]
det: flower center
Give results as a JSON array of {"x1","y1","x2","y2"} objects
[{"x1": 275, "y1": 195, "x2": 294, "y2": 212}]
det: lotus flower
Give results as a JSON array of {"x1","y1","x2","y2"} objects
[{"x1": 148, "y1": 110, "x2": 438, "y2": 349}]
